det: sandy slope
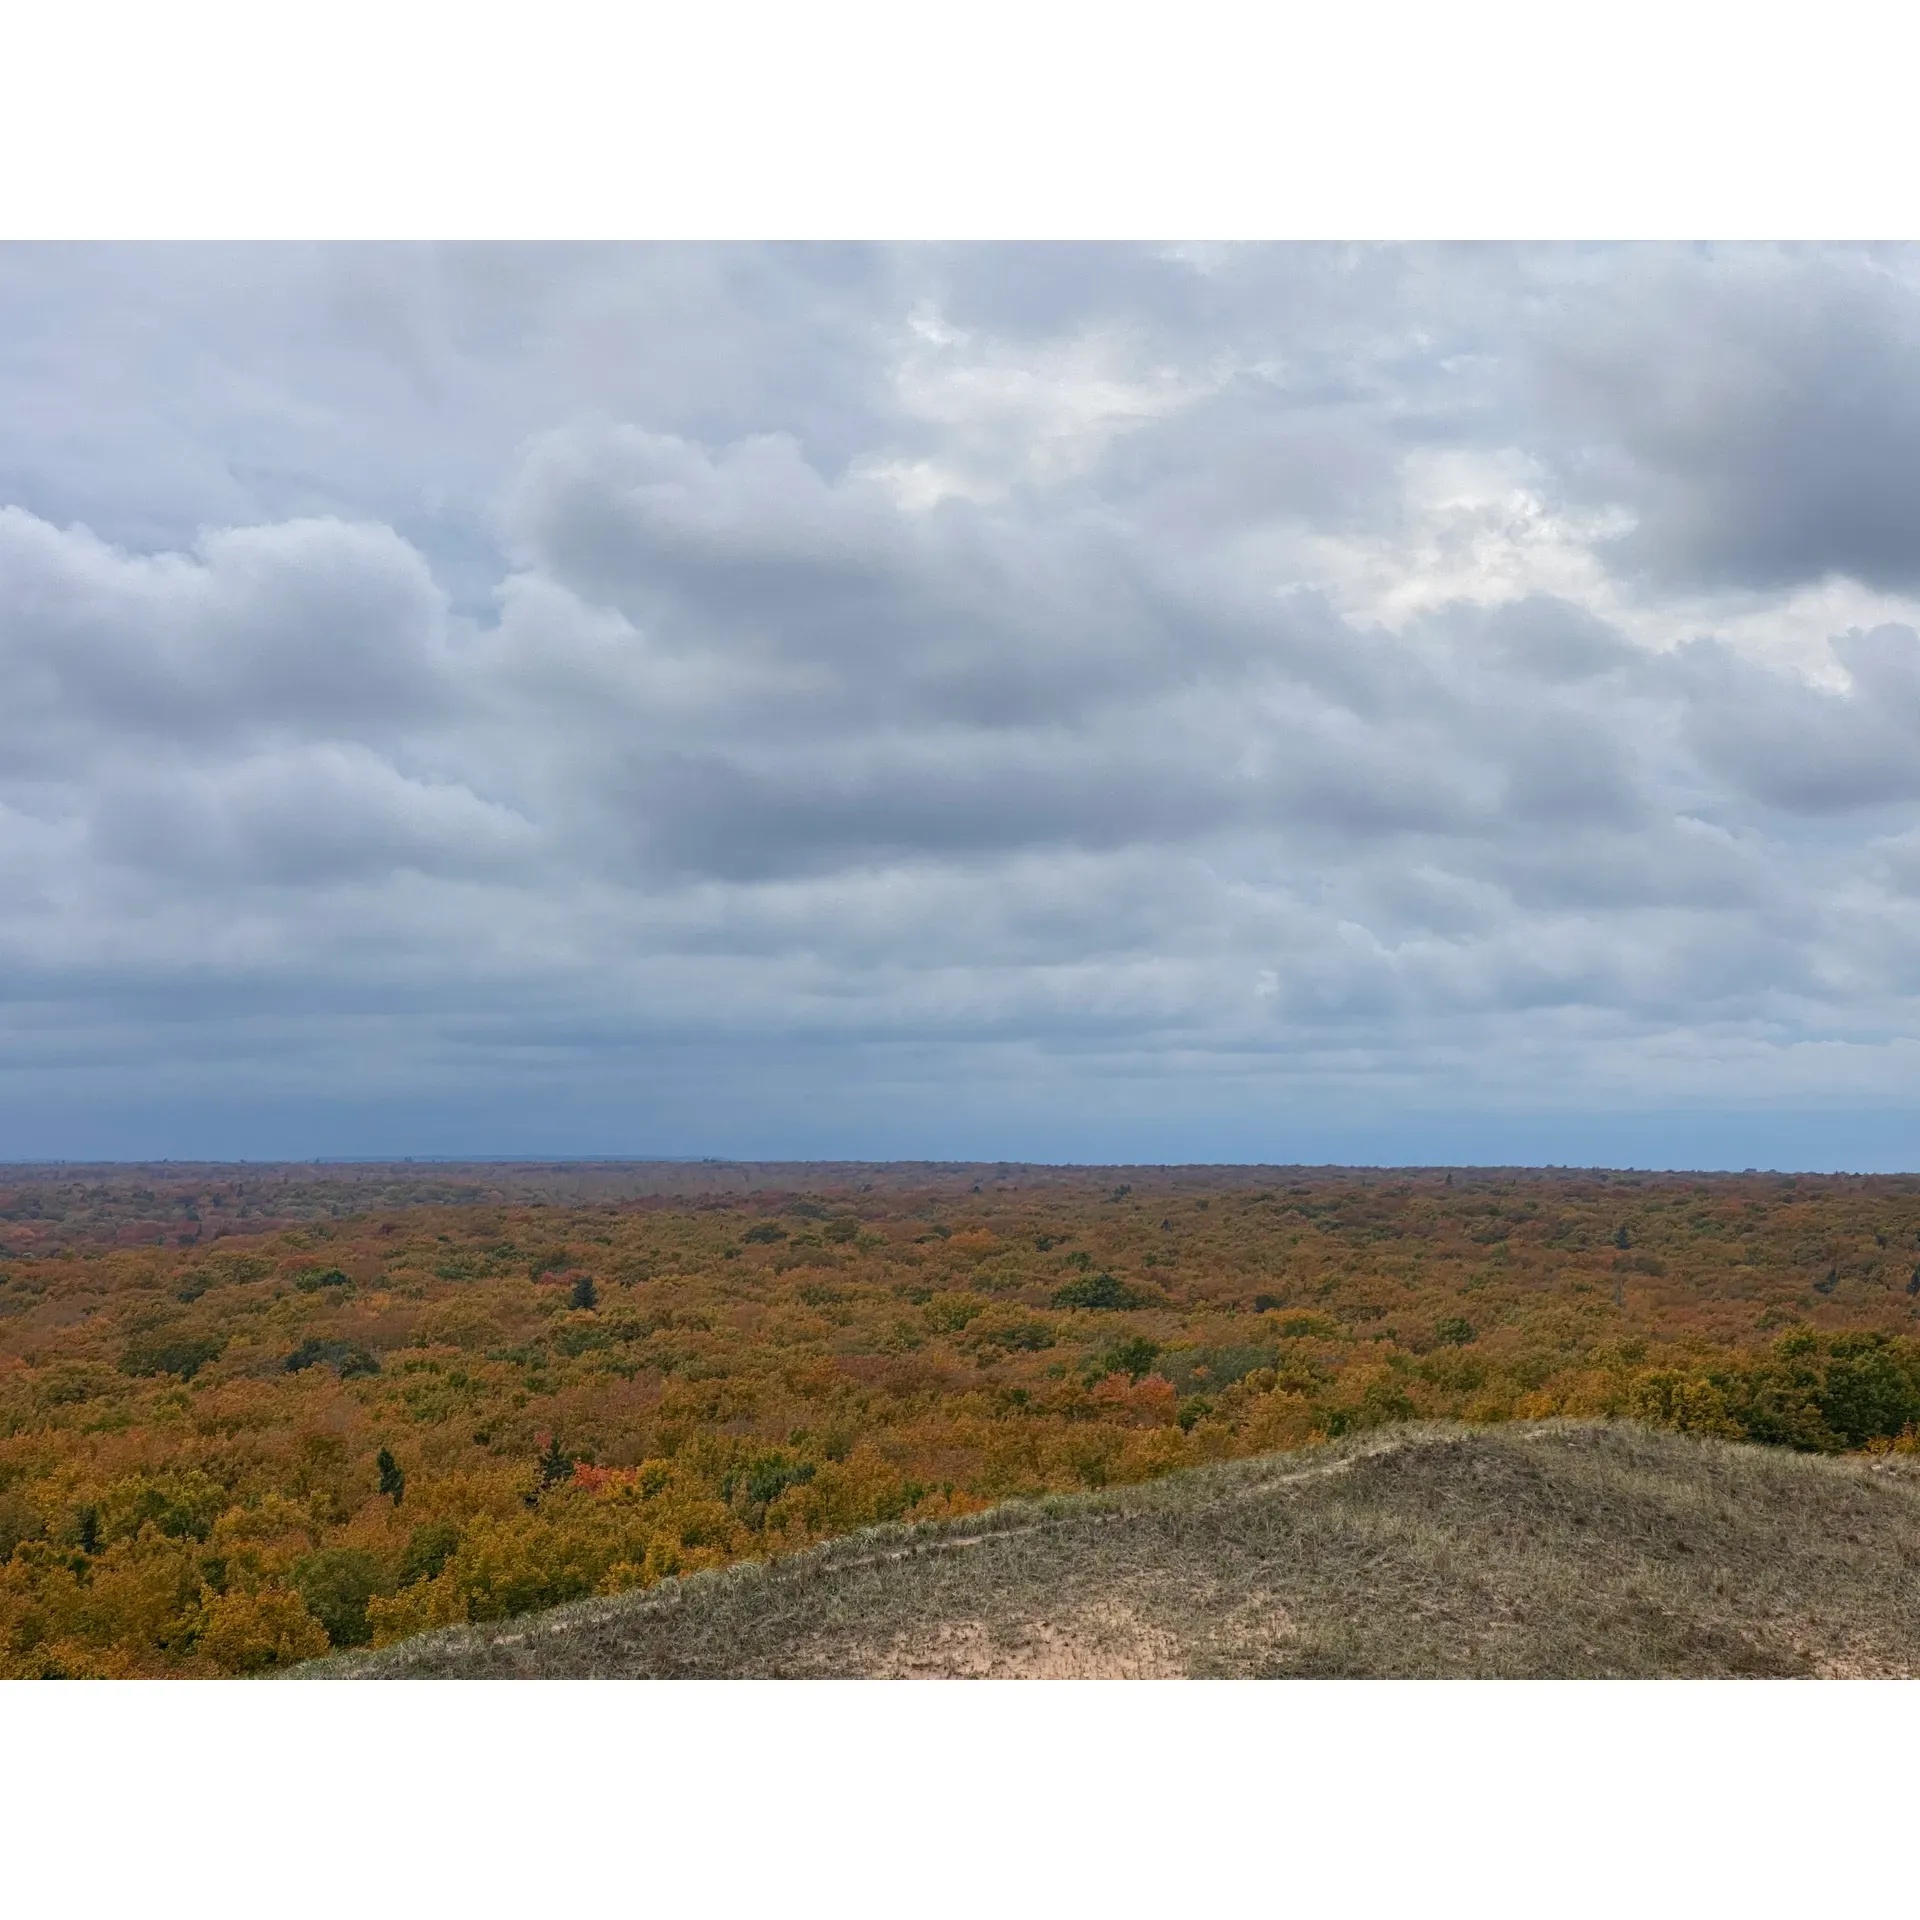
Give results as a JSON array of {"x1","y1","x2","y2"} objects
[{"x1": 301, "y1": 1421, "x2": 1920, "y2": 1679}]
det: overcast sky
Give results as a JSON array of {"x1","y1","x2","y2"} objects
[{"x1": 8, "y1": 242, "x2": 1920, "y2": 1167}]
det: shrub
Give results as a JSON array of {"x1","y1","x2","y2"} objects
[{"x1": 743, "y1": 1223, "x2": 787, "y2": 1245}]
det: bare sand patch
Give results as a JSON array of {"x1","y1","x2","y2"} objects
[{"x1": 868, "y1": 1600, "x2": 1185, "y2": 1679}]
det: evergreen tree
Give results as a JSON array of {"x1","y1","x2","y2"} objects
[
  {"x1": 538, "y1": 1432, "x2": 574, "y2": 1490},
  {"x1": 376, "y1": 1446, "x2": 405, "y2": 1504},
  {"x1": 569, "y1": 1272, "x2": 599, "y2": 1311}
]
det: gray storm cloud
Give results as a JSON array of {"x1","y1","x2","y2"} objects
[{"x1": 4, "y1": 242, "x2": 1920, "y2": 1160}]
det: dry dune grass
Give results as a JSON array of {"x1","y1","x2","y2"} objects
[{"x1": 300, "y1": 1421, "x2": 1920, "y2": 1679}]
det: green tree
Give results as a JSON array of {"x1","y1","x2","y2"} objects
[
  {"x1": 292, "y1": 1548, "x2": 386, "y2": 1647},
  {"x1": 293, "y1": 1267, "x2": 351, "y2": 1293},
  {"x1": 284, "y1": 1337, "x2": 381, "y2": 1378},
  {"x1": 120, "y1": 1333, "x2": 225, "y2": 1381},
  {"x1": 398, "y1": 1519, "x2": 461, "y2": 1587},
  {"x1": 538, "y1": 1433, "x2": 574, "y2": 1490},
  {"x1": 1053, "y1": 1272, "x2": 1148, "y2": 1311},
  {"x1": 1816, "y1": 1333, "x2": 1920, "y2": 1447},
  {"x1": 569, "y1": 1272, "x2": 599, "y2": 1311},
  {"x1": 1091, "y1": 1335, "x2": 1161, "y2": 1382},
  {"x1": 376, "y1": 1447, "x2": 406, "y2": 1504}
]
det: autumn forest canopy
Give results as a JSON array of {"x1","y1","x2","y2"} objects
[{"x1": 4, "y1": 1158, "x2": 1920, "y2": 1678}]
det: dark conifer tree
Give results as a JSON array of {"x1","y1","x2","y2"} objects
[
  {"x1": 538, "y1": 1432, "x2": 573, "y2": 1490},
  {"x1": 377, "y1": 1447, "x2": 405, "y2": 1504}
]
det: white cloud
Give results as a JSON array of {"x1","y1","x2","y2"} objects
[
  {"x1": 86, "y1": 744, "x2": 537, "y2": 884},
  {"x1": 4, "y1": 243, "x2": 1920, "y2": 1158}
]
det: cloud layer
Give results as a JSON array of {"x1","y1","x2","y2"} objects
[{"x1": 6, "y1": 243, "x2": 1920, "y2": 1163}]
